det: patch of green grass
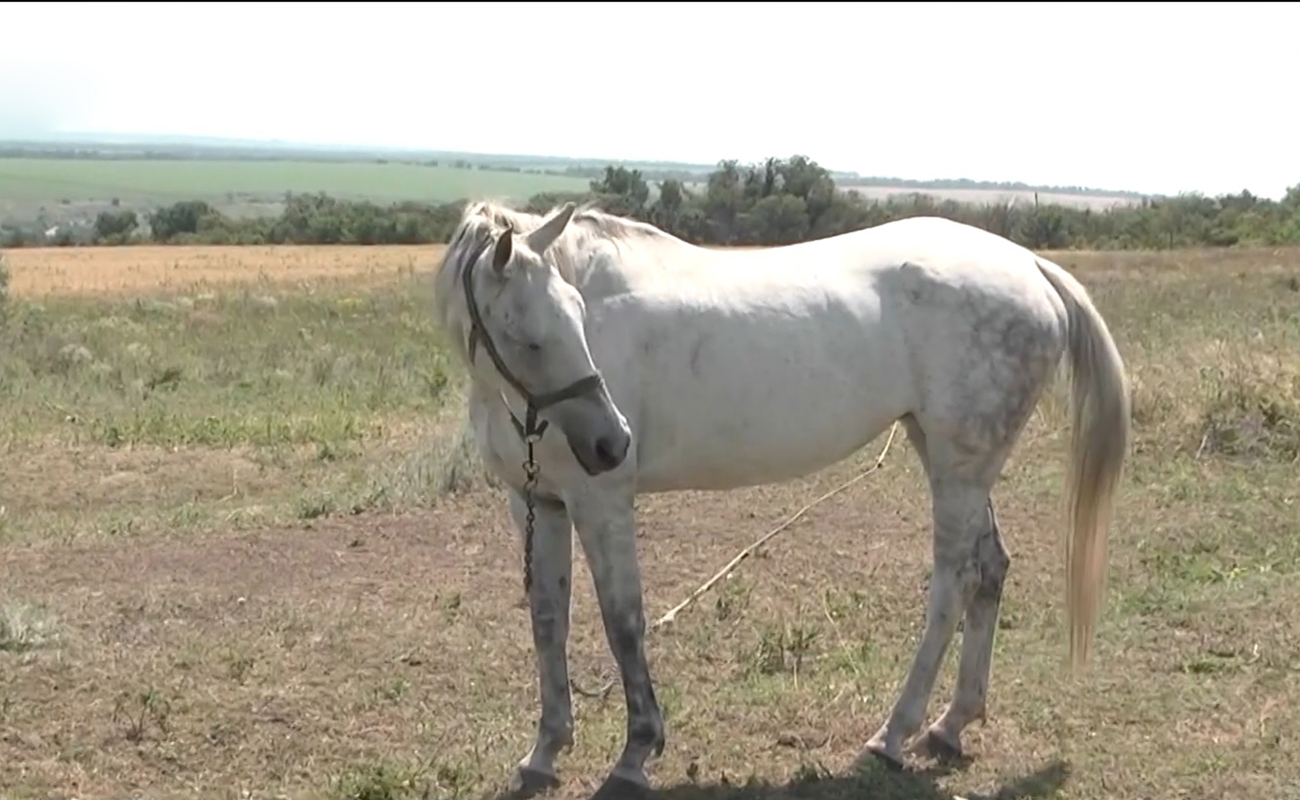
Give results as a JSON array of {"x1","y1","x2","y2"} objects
[
  {"x1": 0, "y1": 277, "x2": 455, "y2": 448},
  {"x1": 0, "y1": 600, "x2": 58, "y2": 652},
  {"x1": 330, "y1": 759, "x2": 483, "y2": 800},
  {"x1": 0, "y1": 270, "x2": 493, "y2": 543},
  {"x1": 111, "y1": 685, "x2": 173, "y2": 744}
]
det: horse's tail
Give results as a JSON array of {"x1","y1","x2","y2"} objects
[{"x1": 1035, "y1": 257, "x2": 1131, "y2": 671}]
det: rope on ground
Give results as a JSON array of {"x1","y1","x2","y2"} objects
[
  {"x1": 569, "y1": 420, "x2": 901, "y2": 700},
  {"x1": 651, "y1": 420, "x2": 900, "y2": 631}
]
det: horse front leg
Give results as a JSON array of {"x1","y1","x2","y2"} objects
[
  {"x1": 506, "y1": 488, "x2": 576, "y2": 799},
  {"x1": 570, "y1": 492, "x2": 664, "y2": 799}
]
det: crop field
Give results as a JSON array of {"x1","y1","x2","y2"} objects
[
  {"x1": 0, "y1": 158, "x2": 591, "y2": 204},
  {"x1": 1, "y1": 242, "x2": 1298, "y2": 800},
  {"x1": 3, "y1": 244, "x2": 444, "y2": 298},
  {"x1": 0, "y1": 157, "x2": 590, "y2": 224}
]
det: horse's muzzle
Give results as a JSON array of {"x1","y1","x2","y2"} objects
[{"x1": 571, "y1": 424, "x2": 631, "y2": 476}]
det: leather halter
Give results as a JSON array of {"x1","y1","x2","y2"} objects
[{"x1": 460, "y1": 229, "x2": 606, "y2": 443}]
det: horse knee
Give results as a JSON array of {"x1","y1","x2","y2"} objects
[{"x1": 975, "y1": 503, "x2": 1010, "y2": 597}]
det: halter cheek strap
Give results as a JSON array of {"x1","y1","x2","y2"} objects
[{"x1": 461, "y1": 232, "x2": 606, "y2": 443}]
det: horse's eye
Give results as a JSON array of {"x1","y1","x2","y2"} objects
[{"x1": 527, "y1": 342, "x2": 542, "y2": 353}]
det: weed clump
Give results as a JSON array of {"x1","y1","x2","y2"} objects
[
  {"x1": 1197, "y1": 363, "x2": 1300, "y2": 461},
  {"x1": 0, "y1": 601, "x2": 58, "y2": 652},
  {"x1": 0, "y1": 251, "x2": 10, "y2": 324}
]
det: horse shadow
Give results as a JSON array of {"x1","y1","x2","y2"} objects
[{"x1": 495, "y1": 757, "x2": 1069, "y2": 800}]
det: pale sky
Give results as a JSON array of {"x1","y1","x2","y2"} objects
[{"x1": 2, "y1": 1, "x2": 1297, "y2": 198}]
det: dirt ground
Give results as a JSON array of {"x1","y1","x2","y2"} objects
[
  {"x1": 6, "y1": 437, "x2": 1297, "y2": 800},
  {"x1": 0, "y1": 445, "x2": 1036, "y2": 800}
]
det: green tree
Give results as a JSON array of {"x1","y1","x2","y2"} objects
[
  {"x1": 703, "y1": 160, "x2": 745, "y2": 244},
  {"x1": 150, "y1": 200, "x2": 217, "y2": 242},
  {"x1": 94, "y1": 209, "x2": 139, "y2": 243},
  {"x1": 590, "y1": 166, "x2": 650, "y2": 211},
  {"x1": 778, "y1": 155, "x2": 836, "y2": 231},
  {"x1": 1017, "y1": 204, "x2": 1070, "y2": 249},
  {"x1": 748, "y1": 194, "x2": 809, "y2": 244}
]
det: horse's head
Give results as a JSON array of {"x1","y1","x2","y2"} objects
[{"x1": 457, "y1": 203, "x2": 631, "y2": 476}]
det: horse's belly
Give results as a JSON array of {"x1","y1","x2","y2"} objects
[{"x1": 633, "y1": 378, "x2": 907, "y2": 493}]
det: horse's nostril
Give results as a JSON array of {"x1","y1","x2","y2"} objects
[
  {"x1": 595, "y1": 437, "x2": 614, "y2": 464},
  {"x1": 594, "y1": 433, "x2": 628, "y2": 468}
]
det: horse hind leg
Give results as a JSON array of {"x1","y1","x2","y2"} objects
[
  {"x1": 916, "y1": 498, "x2": 1009, "y2": 763},
  {"x1": 862, "y1": 413, "x2": 1016, "y2": 768},
  {"x1": 861, "y1": 466, "x2": 990, "y2": 763},
  {"x1": 862, "y1": 307, "x2": 1057, "y2": 768}
]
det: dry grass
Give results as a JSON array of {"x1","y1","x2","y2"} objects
[
  {"x1": 1, "y1": 243, "x2": 1299, "y2": 800},
  {"x1": 3, "y1": 244, "x2": 447, "y2": 298}
]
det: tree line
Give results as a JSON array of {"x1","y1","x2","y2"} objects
[{"x1": 5, "y1": 155, "x2": 1299, "y2": 251}]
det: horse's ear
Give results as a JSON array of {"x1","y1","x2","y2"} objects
[
  {"x1": 492, "y1": 225, "x2": 514, "y2": 274},
  {"x1": 526, "y1": 202, "x2": 576, "y2": 255}
]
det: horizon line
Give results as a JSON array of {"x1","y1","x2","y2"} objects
[{"x1": 0, "y1": 130, "x2": 1161, "y2": 199}]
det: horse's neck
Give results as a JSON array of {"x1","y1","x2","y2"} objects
[{"x1": 564, "y1": 231, "x2": 697, "y2": 302}]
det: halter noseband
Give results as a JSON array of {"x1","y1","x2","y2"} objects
[{"x1": 460, "y1": 227, "x2": 606, "y2": 443}]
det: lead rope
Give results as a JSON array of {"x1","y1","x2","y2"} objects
[{"x1": 568, "y1": 420, "x2": 901, "y2": 701}]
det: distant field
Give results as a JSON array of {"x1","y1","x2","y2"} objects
[
  {"x1": 0, "y1": 157, "x2": 589, "y2": 224},
  {"x1": 674, "y1": 181, "x2": 1143, "y2": 211},
  {"x1": 841, "y1": 184, "x2": 1144, "y2": 210}
]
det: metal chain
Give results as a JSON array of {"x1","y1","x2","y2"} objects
[{"x1": 521, "y1": 437, "x2": 540, "y2": 594}]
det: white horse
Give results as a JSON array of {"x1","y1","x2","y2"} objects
[{"x1": 431, "y1": 200, "x2": 1130, "y2": 799}]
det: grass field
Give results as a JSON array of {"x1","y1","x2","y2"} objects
[
  {"x1": 1, "y1": 242, "x2": 1299, "y2": 800},
  {"x1": 0, "y1": 158, "x2": 590, "y2": 224}
]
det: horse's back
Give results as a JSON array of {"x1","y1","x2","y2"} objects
[
  {"x1": 680, "y1": 216, "x2": 1063, "y2": 309},
  {"x1": 835, "y1": 216, "x2": 1052, "y2": 286},
  {"x1": 821, "y1": 217, "x2": 1070, "y2": 353}
]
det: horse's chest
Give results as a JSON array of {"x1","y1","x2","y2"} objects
[{"x1": 471, "y1": 399, "x2": 523, "y2": 481}]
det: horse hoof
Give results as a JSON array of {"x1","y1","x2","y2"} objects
[
  {"x1": 590, "y1": 774, "x2": 652, "y2": 800},
  {"x1": 861, "y1": 741, "x2": 906, "y2": 772},
  {"x1": 507, "y1": 767, "x2": 560, "y2": 799},
  {"x1": 917, "y1": 729, "x2": 964, "y2": 763}
]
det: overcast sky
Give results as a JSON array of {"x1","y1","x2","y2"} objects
[{"x1": 2, "y1": 1, "x2": 1297, "y2": 198}]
